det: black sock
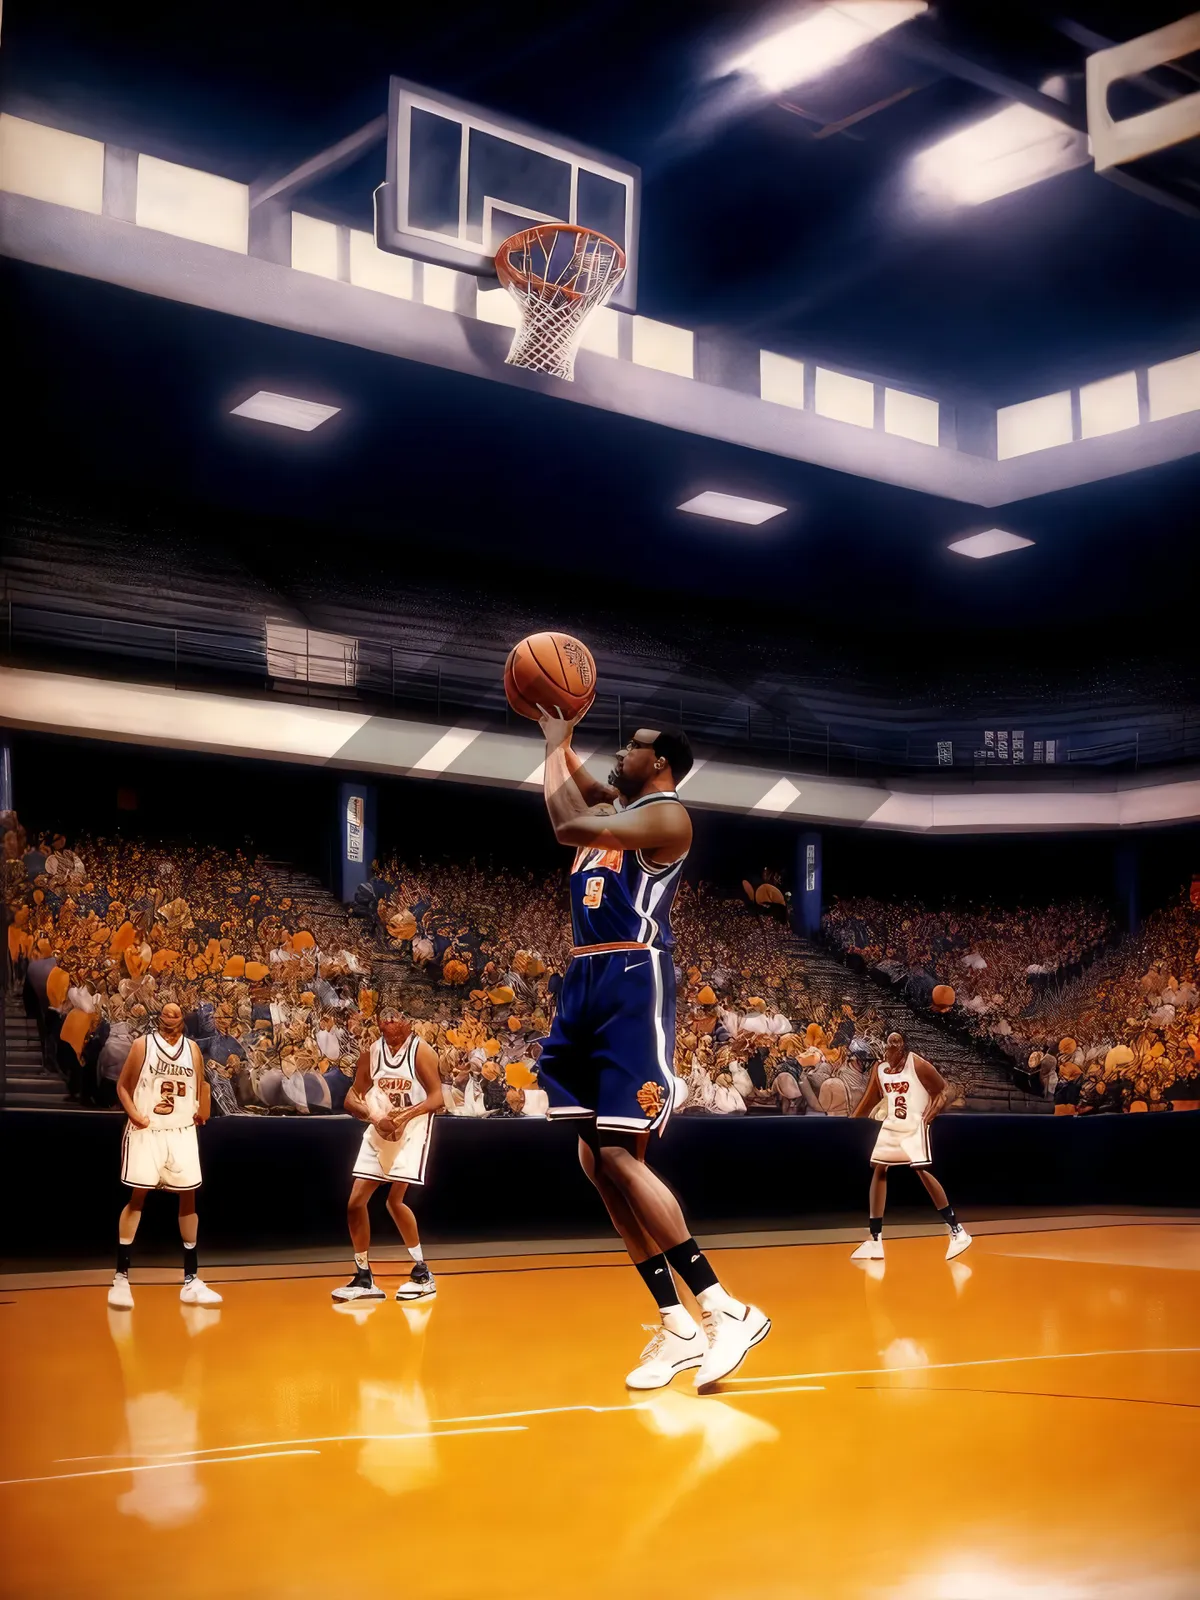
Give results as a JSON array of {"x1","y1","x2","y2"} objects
[
  {"x1": 634, "y1": 1254, "x2": 680, "y2": 1312},
  {"x1": 117, "y1": 1243, "x2": 132, "y2": 1276},
  {"x1": 183, "y1": 1243, "x2": 198, "y2": 1281},
  {"x1": 869, "y1": 1217, "x2": 883, "y2": 1241},
  {"x1": 663, "y1": 1237, "x2": 719, "y2": 1297},
  {"x1": 939, "y1": 1205, "x2": 958, "y2": 1230}
]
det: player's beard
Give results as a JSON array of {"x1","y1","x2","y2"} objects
[{"x1": 610, "y1": 765, "x2": 638, "y2": 797}]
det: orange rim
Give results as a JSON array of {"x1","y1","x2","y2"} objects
[{"x1": 494, "y1": 223, "x2": 626, "y2": 304}]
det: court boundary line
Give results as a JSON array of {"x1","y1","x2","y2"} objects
[
  {"x1": 9, "y1": 1349, "x2": 1193, "y2": 1486},
  {"x1": 722, "y1": 1346, "x2": 1200, "y2": 1386},
  {"x1": 0, "y1": 1448, "x2": 321, "y2": 1487},
  {"x1": 4, "y1": 1214, "x2": 1195, "y2": 1292},
  {"x1": 854, "y1": 1384, "x2": 1200, "y2": 1410}
]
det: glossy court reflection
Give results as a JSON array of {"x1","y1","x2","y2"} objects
[{"x1": 1, "y1": 1224, "x2": 1197, "y2": 1600}]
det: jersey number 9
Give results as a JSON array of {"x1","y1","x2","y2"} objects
[{"x1": 582, "y1": 876, "x2": 605, "y2": 909}]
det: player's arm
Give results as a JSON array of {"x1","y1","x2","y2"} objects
[
  {"x1": 913, "y1": 1055, "x2": 948, "y2": 1122},
  {"x1": 116, "y1": 1037, "x2": 149, "y2": 1128},
  {"x1": 851, "y1": 1063, "x2": 883, "y2": 1119},
  {"x1": 345, "y1": 1048, "x2": 389, "y2": 1132},
  {"x1": 192, "y1": 1041, "x2": 210, "y2": 1125},
  {"x1": 390, "y1": 1041, "x2": 445, "y2": 1130},
  {"x1": 553, "y1": 799, "x2": 691, "y2": 855},
  {"x1": 565, "y1": 744, "x2": 617, "y2": 808}
]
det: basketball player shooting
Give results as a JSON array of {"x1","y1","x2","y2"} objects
[
  {"x1": 108, "y1": 1001, "x2": 223, "y2": 1310},
  {"x1": 333, "y1": 1004, "x2": 444, "y2": 1304},
  {"x1": 536, "y1": 705, "x2": 770, "y2": 1390},
  {"x1": 849, "y1": 1030, "x2": 972, "y2": 1262}
]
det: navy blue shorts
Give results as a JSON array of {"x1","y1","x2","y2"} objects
[{"x1": 539, "y1": 947, "x2": 678, "y2": 1133}]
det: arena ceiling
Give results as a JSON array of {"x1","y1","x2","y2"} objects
[{"x1": 1, "y1": 1, "x2": 1199, "y2": 638}]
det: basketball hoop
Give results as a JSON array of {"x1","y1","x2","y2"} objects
[{"x1": 494, "y1": 224, "x2": 626, "y2": 381}]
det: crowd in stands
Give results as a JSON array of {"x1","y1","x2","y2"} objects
[
  {"x1": 823, "y1": 891, "x2": 1200, "y2": 1113},
  {"x1": 13, "y1": 811, "x2": 1197, "y2": 1121},
  {"x1": 7, "y1": 816, "x2": 930, "y2": 1121}
]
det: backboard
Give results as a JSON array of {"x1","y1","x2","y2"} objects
[{"x1": 374, "y1": 76, "x2": 640, "y2": 312}]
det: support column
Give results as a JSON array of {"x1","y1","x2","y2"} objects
[
  {"x1": 0, "y1": 743, "x2": 11, "y2": 813},
  {"x1": 1114, "y1": 841, "x2": 1140, "y2": 934},
  {"x1": 337, "y1": 780, "x2": 377, "y2": 904},
  {"x1": 795, "y1": 830, "x2": 823, "y2": 937}
]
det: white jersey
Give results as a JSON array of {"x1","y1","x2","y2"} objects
[
  {"x1": 355, "y1": 1032, "x2": 435, "y2": 1186},
  {"x1": 365, "y1": 1033, "x2": 426, "y2": 1119},
  {"x1": 131, "y1": 1031, "x2": 200, "y2": 1129},
  {"x1": 879, "y1": 1051, "x2": 929, "y2": 1130}
]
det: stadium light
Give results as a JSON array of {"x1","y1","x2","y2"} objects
[
  {"x1": 230, "y1": 392, "x2": 341, "y2": 431},
  {"x1": 948, "y1": 529, "x2": 1034, "y2": 560},
  {"x1": 909, "y1": 82, "x2": 1089, "y2": 208},
  {"x1": 730, "y1": 2, "x2": 928, "y2": 95},
  {"x1": 678, "y1": 492, "x2": 787, "y2": 525}
]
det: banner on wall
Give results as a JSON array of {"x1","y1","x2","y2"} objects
[{"x1": 346, "y1": 795, "x2": 365, "y2": 864}]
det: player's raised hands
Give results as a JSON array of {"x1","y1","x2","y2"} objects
[{"x1": 537, "y1": 701, "x2": 593, "y2": 749}]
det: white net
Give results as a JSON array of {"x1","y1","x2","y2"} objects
[{"x1": 495, "y1": 225, "x2": 626, "y2": 381}]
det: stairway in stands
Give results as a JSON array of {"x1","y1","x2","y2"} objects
[
  {"x1": 788, "y1": 935, "x2": 1049, "y2": 1113},
  {"x1": 256, "y1": 860, "x2": 427, "y2": 997},
  {"x1": 2, "y1": 1005, "x2": 72, "y2": 1109}
]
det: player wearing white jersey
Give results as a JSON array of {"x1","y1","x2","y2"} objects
[
  {"x1": 332, "y1": 1005, "x2": 445, "y2": 1304},
  {"x1": 849, "y1": 1030, "x2": 972, "y2": 1263},
  {"x1": 108, "y1": 1002, "x2": 223, "y2": 1310}
]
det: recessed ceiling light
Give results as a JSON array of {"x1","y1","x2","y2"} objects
[
  {"x1": 949, "y1": 529, "x2": 1034, "y2": 560},
  {"x1": 730, "y1": 2, "x2": 927, "y2": 94},
  {"x1": 230, "y1": 392, "x2": 340, "y2": 431},
  {"x1": 678, "y1": 491, "x2": 787, "y2": 525},
  {"x1": 909, "y1": 79, "x2": 1088, "y2": 209}
]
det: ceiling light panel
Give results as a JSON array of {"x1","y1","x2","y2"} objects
[
  {"x1": 678, "y1": 492, "x2": 787, "y2": 525},
  {"x1": 230, "y1": 392, "x2": 340, "y2": 431},
  {"x1": 949, "y1": 529, "x2": 1034, "y2": 560},
  {"x1": 732, "y1": 2, "x2": 928, "y2": 94}
]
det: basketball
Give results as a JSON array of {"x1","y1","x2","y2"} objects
[
  {"x1": 504, "y1": 632, "x2": 596, "y2": 721},
  {"x1": 931, "y1": 984, "x2": 956, "y2": 1013}
]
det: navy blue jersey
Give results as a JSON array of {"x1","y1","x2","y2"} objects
[{"x1": 568, "y1": 792, "x2": 686, "y2": 951}]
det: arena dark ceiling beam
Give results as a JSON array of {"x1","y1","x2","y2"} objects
[{"x1": 249, "y1": 116, "x2": 389, "y2": 210}]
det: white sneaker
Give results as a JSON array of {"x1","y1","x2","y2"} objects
[
  {"x1": 625, "y1": 1321, "x2": 706, "y2": 1391},
  {"x1": 180, "y1": 1277, "x2": 223, "y2": 1306},
  {"x1": 695, "y1": 1304, "x2": 771, "y2": 1390},
  {"x1": 331, "y1": 1270, "x2": 385, "y2": 1302},
  {"x1": 946, "y1": 1228, "x2": 973, "y2": 1261},
  {"x1": 395, "y1": 1263, "x2": 437, "y2": 1300},
  {"x1": 108, "y1": 1272, "x2": 134, "y2": 1310},
  {"x1": 851, "y1": 1239, "x2": 884, "y2": 1262}
]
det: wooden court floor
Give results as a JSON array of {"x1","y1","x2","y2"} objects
[{"x1": 2, "y1": 1223, "x2": 1198, "y2": 1600}]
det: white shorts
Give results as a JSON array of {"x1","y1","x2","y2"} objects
[
  {"x1": 871, "y1": 1119, "x2": 932, "y2": 1167},
  {"x1": 121, "y1": 1124, "x2": 203, "y2": 1191},
  {"x1": 352, "y1": 1115, "x2": 433, "y2": 1186}
]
